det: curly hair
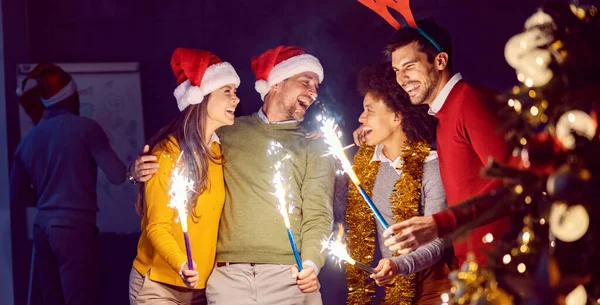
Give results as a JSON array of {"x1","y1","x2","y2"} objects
[{"x1": 357, "y1": 63, "x2": 437, "y2": 144}]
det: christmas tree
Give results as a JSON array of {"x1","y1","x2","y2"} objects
[{"x1": 445, "y1": 1, "x2": 600, "y2": 305}]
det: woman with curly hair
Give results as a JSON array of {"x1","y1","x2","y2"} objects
[{"x1": 345, "y1": 63, "x2": 453, "y2": 305}]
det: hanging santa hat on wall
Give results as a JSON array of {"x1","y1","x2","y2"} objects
[
  {"x1": 171, "y1": 48, "x2": 241, "y2": 111},
  {"x1": 16, "y1": 63, "x2": 78, "y2": 123},
  {"x1": 251, "y1": 46, "x2": 324, "y2": 101}
]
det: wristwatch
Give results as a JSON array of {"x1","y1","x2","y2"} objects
[{"x1": 127, "y1": 163, "x2": 139, "y2": 184}]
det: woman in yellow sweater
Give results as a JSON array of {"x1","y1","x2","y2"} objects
[{"x1": 129, "y1": 48, "x2": 241, "y2": 304}]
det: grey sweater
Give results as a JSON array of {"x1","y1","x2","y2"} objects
[{"x1": 372, "y1": 157, "x2": 451, "y2": 275}]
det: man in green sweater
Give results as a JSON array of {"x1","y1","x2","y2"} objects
[{"x1": 132, "y1": 46, "x2": 335, "y2": 304}]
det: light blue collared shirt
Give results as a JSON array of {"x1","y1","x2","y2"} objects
[
  {"x1": 257, "y1": 108, "x2": 300, "y2": 124},
  {"x1": 370, "y1": 144, "x2": 439, "y2": 175}
]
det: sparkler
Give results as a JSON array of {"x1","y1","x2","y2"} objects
[
  {"x1": 168, "y1": 151, "x2": 196, "y2": 270},
  {"x1": 270, "y1": 142, "x2": 303, "y2": 271},
  {"x1": 318, "y1": 116, "x2": 390, "y2": 230},
  {"x1": 321, "y1": 224, "x2": 375, "y2": 274}
]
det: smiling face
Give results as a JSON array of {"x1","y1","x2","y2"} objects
[
  {"x1": 205, "y1": 83, "x2": 240, "y2": 128},
  {"x1": 391, "y1": 41, "x2": 442, "y2": 106},
  {"x1": 266, "y1": 72, "x2": 319, "y2": 121},
  {"x1": 358, "y1": 92, "x2": 402, "y2": 146}
]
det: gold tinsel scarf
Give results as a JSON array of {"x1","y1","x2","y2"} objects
[{"x1": 346, "y1": 142, "x2": 431, "y2": 305}]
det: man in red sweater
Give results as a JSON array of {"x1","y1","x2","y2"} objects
[{"x1": 355, "y1": 20, "x2": 511, "y2": 266}]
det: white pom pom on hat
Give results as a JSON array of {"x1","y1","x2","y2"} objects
[{"x1": 250, "y1": 46, "x2": 324, "y2": 101}]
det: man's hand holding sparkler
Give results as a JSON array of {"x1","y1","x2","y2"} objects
[
  {"x1": 370, "y1": 258, "x2": 398, "y2": 286},
  {"x1": 180, "y1": 261, "x2": 199, "y2": 289},
  {"x1": 291, "y1": 265, "x2": 319, "y2": 293},
  {"x1": 383, "y1": 216, "x2": 439, "y2": 254},
  {"x1": 269, "y1": 142, "x2": 320, "y2": 294}
]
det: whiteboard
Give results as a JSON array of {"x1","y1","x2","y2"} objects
[{"x1": 17, "y1": 62, "x2": 144, "y2": 233}]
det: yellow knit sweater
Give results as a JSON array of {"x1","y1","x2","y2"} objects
[{"x1": 133, "y1": 138, "x2": 224, "y2": 289}]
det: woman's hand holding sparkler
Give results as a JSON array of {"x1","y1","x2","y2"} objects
[
  {"x1": 180, "y1": 261, "x2": 199, "y2": 289},
  {"x1": 290, "y1": 265, "x2": 319, "y2": 293},
  {"x1": 370, "y1": 258, "x2": 398, "y2": 286}
]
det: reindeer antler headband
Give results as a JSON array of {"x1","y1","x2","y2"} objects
[{"x1": 358, "y1": 0, "x2": 443, "y2": 52}]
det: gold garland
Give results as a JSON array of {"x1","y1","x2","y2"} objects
[{"x1": 346, "y1": 142, "x2": 431, "y2": 305}]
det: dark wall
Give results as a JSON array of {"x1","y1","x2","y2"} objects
[
  {"x1": 4, "y1": 0, "x2": 542, "y2": 304},
  {"x1": 22, "y1": 0, "x2": 541, "y2": 138}
]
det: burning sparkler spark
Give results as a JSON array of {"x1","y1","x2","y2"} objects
[
  {"x1": 270, "y1": 142, "x2": 303, "y2": 271},
  {"x1": 317, "y1": 116, "x2": 390, "y2": 230},
  {"x1": 321, "y1": 224, "x2": 375, "y2": 274},
  {"x1": 318, "y1": 116, "x2": 360, "y2": 184},
  {"x1": 273, "y1": 167, "x2": 293, "y2": 228},
  {"x1": 167, "y1": 151, "x2": 196, "y2": 270},
  {"x1": 168, "y1": 152, "x2": 196, "y2": 231}
]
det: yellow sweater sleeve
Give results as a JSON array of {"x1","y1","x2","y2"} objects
[{"x1": 144, "y1": 145, "x2": 188, "y2": 273}]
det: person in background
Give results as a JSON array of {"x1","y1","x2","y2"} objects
[{"x1": 10, "y1": 63, "x2": 126, "y2": 305}]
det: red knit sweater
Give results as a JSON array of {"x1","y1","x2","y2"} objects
[{"x1": 431, "y1": 80, "x2": 511, "y2": 266}]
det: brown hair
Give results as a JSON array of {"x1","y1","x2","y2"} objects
[
  {"x1": 384, "y1": 20, "x2": 454, "y2": 72},
  {"x1": 135, "y1": 96, "x2": 221, "y2": 219}
]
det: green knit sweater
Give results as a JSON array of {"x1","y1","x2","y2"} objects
[{"x1": 216, "y1": 113, "x2": 335, "y2": 269}]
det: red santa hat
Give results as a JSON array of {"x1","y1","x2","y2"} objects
[
  {"x1": 16, "y1": 63, "x2": 78, "y2": 108},
  {"x1": 171, "y1": 48, "x2": 240, "y2": 111},
  {"x1": 251, "y1": 46, "x2": 324, "y2": 101}
]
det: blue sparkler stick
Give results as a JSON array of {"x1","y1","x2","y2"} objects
[
  {"x1": 357, "y1": 184, "x2": 389, "y2": 229},
  {"x1": 287, "y1": 228, "x2": 303, "y2": 271}
]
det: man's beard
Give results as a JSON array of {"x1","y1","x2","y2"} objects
[
  {"x1": 412, "y1": 68, "x2": 440, "y2": 105},
  {"x1": 279, "y1": 100, "x2": 302, "y2": 121}
]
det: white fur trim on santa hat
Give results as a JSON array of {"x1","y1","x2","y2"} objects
[
  {"x1": 40, "y1": 80, "x2": 78, "y2": 107},
  {"x1": 254, "y1": 80, "x2": 269, "y2": 101},
  {"x1": 16, "y1": 79, "x2": 39, "y2": 97},
  {"x1": 174, "y1": 62, "x2": 240, "y2": 111},
  {"x1": 255, "y1": 54, "x2": 324, "y2": 101}
]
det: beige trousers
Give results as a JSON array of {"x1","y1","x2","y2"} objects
[
  {"x1": 206, "y1": 263, "x2": 322, "y2": 305},
  {"x1": 129, "y1": 268, "x2": 207, "y2": 305}
]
